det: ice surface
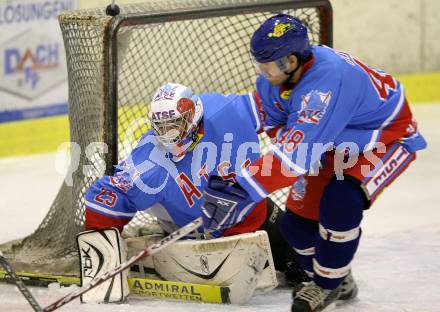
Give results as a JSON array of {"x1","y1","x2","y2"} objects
[{"x1": 0, "y1": 104, "x2": 439, "y2": 311}]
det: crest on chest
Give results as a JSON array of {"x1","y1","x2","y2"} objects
[{"x1": 298, "y1": 90, "x2": 332, "y2": 124}]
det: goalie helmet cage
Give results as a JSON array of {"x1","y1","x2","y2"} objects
[{"x1": 0, "y1": 0, "x2": 332, "y2": 275}]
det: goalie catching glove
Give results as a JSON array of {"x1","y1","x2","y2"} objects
[{"x1": 201, "y1": 176, "x2": 256, "y2": 237}]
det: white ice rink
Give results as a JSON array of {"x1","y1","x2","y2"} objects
[{"x1": 1, "y1": 104, "x2": 439, "y2": 312}]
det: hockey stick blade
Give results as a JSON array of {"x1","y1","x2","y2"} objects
[
  {"x1": 43, "y1": 217, "x2": 202, "y2": 311},
  {"x1": 0, "y1": 271, "x2": 232, "y2": 304},
  {"x1": 0, "y1": 254, "x2": 43, "y2": 312}
]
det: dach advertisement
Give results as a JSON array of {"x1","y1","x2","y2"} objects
[{"x1": 0, "y1": 0, "x2": 77, "y2": 122}]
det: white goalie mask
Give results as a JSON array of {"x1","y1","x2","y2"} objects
[{"x1": 149, "y1": 83, "x2": 203, "y2": 159}]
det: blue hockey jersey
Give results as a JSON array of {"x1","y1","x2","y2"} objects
[
  {"x1": 236, "y1": 45, "x2": 427, "y2": 202},
  {"x1": 84, "y1": 92, "x2": 262, "y2": 232}
]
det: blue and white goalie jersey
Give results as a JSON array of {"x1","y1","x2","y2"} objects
[{"x1": 84, "y1": 92, "x2": 262, "y2": 232}]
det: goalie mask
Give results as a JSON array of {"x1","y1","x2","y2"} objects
[{"x1": 149, "y1": 83, "x2": 203, "y2": 160}]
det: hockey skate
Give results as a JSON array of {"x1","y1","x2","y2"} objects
[
  {"x1": 284, "y1": 258, "x2": 312, "y2": 287},
  {"x1": 291, "y1": 271, "x2": 358, "y2": 312},
  {"x1": 337, "y1": 271, "x2": 358, "y2": 301}
]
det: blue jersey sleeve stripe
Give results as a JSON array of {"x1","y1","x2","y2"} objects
[
  {"x1": 364, "y1": 85, "x2": 404, "y2": 153},
  {"x1": 238, "y1": 168, "x2": 268, "y2": 202},
  {"x1": 270, "y1": 144, "x2": 308, "y2": 176},
  {"x1": 248, "y1": 92, "x2": 262, "y2": 132},
  {"x1": 379, "y1": 85, "x2": 405, "y2": 129},
  {"x1": 264, "y1": 125, "x2": 275, "y2": 131},
  {"x1": 364, "y1": 129, "x2": 382, "y2": 151},
  {"x1": 85, "y1": 200, "x2": 137, "y2": 218},
  {"x1": 236, "y1": 202, "x2": 257, "y2": 223}
]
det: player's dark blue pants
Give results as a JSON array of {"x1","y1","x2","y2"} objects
[{"x1": 279, "y1": 142, "x2": 416, "y2": 290}]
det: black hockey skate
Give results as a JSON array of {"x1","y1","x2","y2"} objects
[
  {"x1": 337, "y1": 270, "x2": 358, "y2": 301},
  {"x1": 284, "y1": 258, "x2": 312, "y2": 287},
  {"x1": 291, "y1": 281, "x2": 340, "y2": 312},
  {"x1": 291, "y1": 271, "x2": 358, "y2": 312}
]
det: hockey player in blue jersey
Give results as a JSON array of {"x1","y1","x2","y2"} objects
[
  {"x1": 201, "y1": 14, "x2": 427, "y2": 312},
  {"x1": 83, "y1": 83, "x2": 306, "y2": 285},
  {"x1": 84, "y1": 82, "x2": 267, "y2": 236}
]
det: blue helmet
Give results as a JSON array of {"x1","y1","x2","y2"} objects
[{"x1": 250, "y1": 14, "x2": 311, "y2": 63}]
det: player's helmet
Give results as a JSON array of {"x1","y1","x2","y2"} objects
[
  {"x1": 250, "y1": 14, "x2": 311, "y2": 64},
  {"x1": 149, "y1": 83, "x2": 203, "y2": 159}
]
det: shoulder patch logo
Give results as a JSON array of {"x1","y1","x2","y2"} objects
[
  {"x1": 298, "y1": 90, "x2": 332, "y2": 124},
  {"x1": 111, "y1": 161, "x2": 140, "y2": 192},
  {"x1": 268, "y1": 23, "x2": 294, "y2": 38}
]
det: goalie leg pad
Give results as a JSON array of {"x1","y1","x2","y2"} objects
[
  {"x1": 126, "y1": 231, "x2": 277, "y2": 304},
  {"x1": 77, "y1": 228, "x2": 129, "y2": 303}
]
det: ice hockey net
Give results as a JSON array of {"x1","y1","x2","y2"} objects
[{"x1": 0, "y1": 0, "x2": 332, "y2": 276}]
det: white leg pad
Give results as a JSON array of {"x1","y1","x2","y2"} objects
[
  {"x1": 126, "y1": 230, "x2": 278, "y2": 304},
  {"x1": 77, "y1": 228, "x2": 129, "y2": 303}
]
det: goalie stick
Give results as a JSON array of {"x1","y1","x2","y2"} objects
[
  {"x1": 0, "y1": 253, "x2": 43, "y2": 312},
  {"x1": 0, "y1": 217, "x2": 202, "y2": 312},
  {"x1": 0, "y1": 271, "x2": 232, "y2": 304}
]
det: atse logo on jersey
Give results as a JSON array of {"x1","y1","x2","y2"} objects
[
  {"x1": 151, "y1": 110, "x2": 176, "y2": 120},
  {"x1": 298, "y1": 90, "x2": 332, "y2": 124}
]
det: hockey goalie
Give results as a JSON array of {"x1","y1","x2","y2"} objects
[{"x1": 78, "y1": 83, "x2": 308, "y2": 304}]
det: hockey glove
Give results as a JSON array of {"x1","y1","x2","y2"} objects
[{"x1": 201, "y1": 176, "x2": 256, "y2": 237}]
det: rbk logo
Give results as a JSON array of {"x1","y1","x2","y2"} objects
[
  {"x1": 81, "y1": 247, "x2": 94, "y2": 278},
  {"x1": 81, "y1": 241, "x2": 105, "y2": 279}
]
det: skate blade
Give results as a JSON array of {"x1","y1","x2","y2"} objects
[{"x1": 335, "y1": 296, "x2": 359, "y2": 307}]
